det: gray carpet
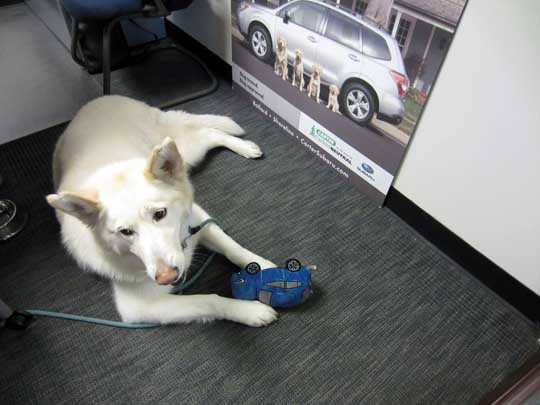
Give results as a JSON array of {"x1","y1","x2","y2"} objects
[{"x1": 0, "y1": 82, "x2": 539, "y2": 404}]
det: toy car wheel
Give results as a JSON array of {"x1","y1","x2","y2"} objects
[
  {"x1": 245, "y1": 262, "x2": 261, "y2": 275},
  {"x1": 285, "y1": 258, "x2": 301, "y2": 272}
]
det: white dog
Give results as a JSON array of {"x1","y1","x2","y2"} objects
[
  {"x1": 47, "y1": 96, "x2": 278, "y2": 327},
  {"x1": 291, "y1": 49, "x2": 304, "y2": 90},
  {"x1": 307, "y1": 64, "x2": 322, "y2": 103},
  {"x1": 327, "y1": 84, "x2": 341, "y2": 113}
]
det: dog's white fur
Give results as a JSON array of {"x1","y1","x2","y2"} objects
[
  {"x1": 327, "y1": 84, "x2": 341, "y2": 113},
  {"x1": 47, "y1": 96, "x2": 278, "y2": 327},
  {"x1": 274, "y1": 37, "x2": 288, "y2": 81},
  {"x1": 291, "y1": 49, "x2": 304, "y2": 90},
  {"x1": 307, "y1": 65, "x2": 322, "y2": 103}
]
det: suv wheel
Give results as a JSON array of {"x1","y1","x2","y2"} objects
[
  {"x1": 248, "y1": 25, "x2": 272, "y2": 63},
  {"x1": 341, "y1": 82, "x2": 376, "y2": 125}
]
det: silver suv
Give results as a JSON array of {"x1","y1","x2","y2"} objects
[{"x1": 237, "y1": 0, "x2": 409, "y2": 126}]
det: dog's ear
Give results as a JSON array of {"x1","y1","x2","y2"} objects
[
  {"x1": 145, "y1": 137, "x2": 184, "y2": 182},
  {"x1": 46, "y1": 191, "x2": 101, "y2": 225}
]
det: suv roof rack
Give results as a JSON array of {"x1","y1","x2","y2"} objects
[
  {"x1": 321, "y1": 0, "x2": 362, "y2": 16},
  {"x1": 320, "y1": 0, "x2": 360, "y2": 17},
  {"x1": 318, "y1": 0, "x2": 388, "y2": 32}
]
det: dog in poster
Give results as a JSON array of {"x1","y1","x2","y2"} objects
[
  {"x1": 327, "y1": 85, "x2": 341, "y2": 113},
  {"x1": 291, "y1": 49, "x2": 304, "y2": 90},
  {"x1": 274, "y1": 37, "x2": 288, "y2": 80},
  {"x1": 307, "y1": 65, "x2": 322, "y2": 103}
]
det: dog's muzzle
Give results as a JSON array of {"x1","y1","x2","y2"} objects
[{"x1": 156, "y1": 259, "x2": 180, "y2": 285}]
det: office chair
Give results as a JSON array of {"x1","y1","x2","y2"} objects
[{"x1": 60, "y1": 0, "x2": 217, "y2": 104}]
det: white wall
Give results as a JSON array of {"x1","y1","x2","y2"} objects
[
  {"x1": 171, "y1": 0, "x2": 540, "y2": 295},
  {"x1": 170, "y1": 0, "x2": 232, "y2": 63},
  {"x1": 393, "y1": 0, "x2": 540, "y2": 295}
]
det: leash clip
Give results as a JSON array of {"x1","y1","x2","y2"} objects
[{"x1": 180, "y1": 218, "x2": 220, "y2": 249}]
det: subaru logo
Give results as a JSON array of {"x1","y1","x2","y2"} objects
[{"x1": 361, "y1": 163, "x2": 374, "y2": 174}]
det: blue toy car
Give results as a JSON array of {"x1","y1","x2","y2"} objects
[{"x1": 231, "y1": 259, "x2": 313, "y2": 308}]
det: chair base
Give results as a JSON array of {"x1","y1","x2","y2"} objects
[
  {"x1": 95, "y1": 38, "x2": 218, "y2": 109},
  {"x1": 97, "y1": 8, "x2": 219, "y2": 108}
]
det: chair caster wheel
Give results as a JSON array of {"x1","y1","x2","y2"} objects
[{"x1": 5, "y1": 310, "x2": 35, "y2": 330}]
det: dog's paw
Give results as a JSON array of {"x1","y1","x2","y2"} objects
[
  {"x1": 236, "y1": 140, "x2": 263, "y2": 159},
  {"x1": 234, "y1": 301, "x2": 278, "y2": 327}
]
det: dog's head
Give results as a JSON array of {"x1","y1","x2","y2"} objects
[
  {"x1": 329, "y1": 84, "x2": 340, "y2": 96},
  {"x1": 277, "y1": 36, "x2": 287, "y2": 51},
  {"x1": 295, "y1": 49, "x2": 303, "y2": 63},
  {"x1": 312, "y1": 65, "x2": 322, "y2": 80},
  {"x1": 47, "y1": 138, "x2": 194, "y2": 285}
]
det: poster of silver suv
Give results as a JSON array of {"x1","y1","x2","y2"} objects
[{"x1": 232, "y1": 0, "x2": 467, "y2": 204}]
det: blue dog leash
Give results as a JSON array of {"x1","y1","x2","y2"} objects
[
  {"x1": 23, "y1": 310, "x2": 161, "y2": 329},
  {"x1": 173, "y1": 218, "x2": 220, "y2": 293},
  {"x1": 17, "y1": 219, "x2": 220, "y2": 329}
]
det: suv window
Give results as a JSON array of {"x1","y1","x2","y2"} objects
[
  {"x1": 325, "y1": 11, "x2": 362, "y2": 52},
  {"x1": 362, "y1": 27, "x2": 391, "y2": 60},
  {"x1": 283, "y1": 2, "x2": 326, "y2": 32}
]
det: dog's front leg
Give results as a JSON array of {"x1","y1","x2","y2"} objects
[
  {"x1": 192, "y1": 205, "x2": 276, "y2": 270},
  {"x1": 113, "y1": 281, "x2": 277, "y2": 327},
  {"x1": 282, "y1": 64, "x2": 288, "y2": 81}
]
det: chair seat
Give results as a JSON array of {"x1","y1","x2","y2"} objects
[{"x1": 61, "y1": 0, "x2": 144, "y2": 21}]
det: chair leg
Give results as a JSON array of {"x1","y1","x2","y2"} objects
[
  {"x1": 102, "y1": 18, "x2": 119, "y2": 95},
  {"x1": 102, "y1": 26, "x2": 111, "y2": 94},
  {"x1": 0, "y1": 298, "x2": 14, "y2": 321},
  {"x1": 99, "y1": 13, "x2": 219, "y2": 104},
  {"x1": 0, "y1": 299, "x2": 35, "y2": 330}
]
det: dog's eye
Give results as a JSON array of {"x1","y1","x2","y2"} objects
[
  {"x1": 153, "y1": 208, "x2": 167, "y2": 222},
  {"x1": 119, "y1": 228, "x2": 134, "y2": 236}
]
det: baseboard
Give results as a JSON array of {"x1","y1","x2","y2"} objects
[
  {"x1": 479, "y1": 352, "x2": 540, "y2": 405},
  {"x1": 385, "y1": 187, "x2": 540, "y2": 325}
]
